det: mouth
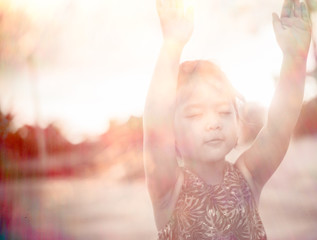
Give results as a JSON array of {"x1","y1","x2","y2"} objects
[{"x1": 204, "y1": 138, "x2": 224, "y2": 145}]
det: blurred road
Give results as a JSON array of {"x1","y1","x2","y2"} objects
[
  {"x1": 1, "y1": 177, "x2": 156, "y2": 240},
  {"x1": 1, "y1": 136, "x2": 317, "y2": 240}
]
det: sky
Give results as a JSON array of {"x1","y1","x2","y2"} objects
[{"x1": 0, "y1": 0, "x2": 316, "y2": 143}]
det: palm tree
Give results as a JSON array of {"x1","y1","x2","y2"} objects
[{"x1": 0, "y1": 1, "x2": 74, "y2": 167}]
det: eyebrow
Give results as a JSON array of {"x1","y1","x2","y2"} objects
[
  {"x1": 183, "y1": 101, "x2": 231, "y2": 111},
  {"x1": 183, "y1": 103, "x2": 204, "y2": 110}
]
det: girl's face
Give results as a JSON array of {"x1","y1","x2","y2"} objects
[{"x1": 174, "y1": 78, "x2": 239, "y2": 164}]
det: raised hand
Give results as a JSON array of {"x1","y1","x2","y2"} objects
[
  {"x1": 272, "y1": 0, "x2": 311, "y2": 58},
  {"x1": 156, "y1": 0, "x2": 194, "y2": 47}
]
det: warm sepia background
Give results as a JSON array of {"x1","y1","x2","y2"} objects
[{"x1": 1, "y1": 0, "x2": 317, "y2": 239}]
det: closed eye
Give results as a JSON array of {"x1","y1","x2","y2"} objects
[
  {"x1": 219, "y1": 111, "x2": 232, "y2": 115},
  {"x1": 185, "y1": 113, "x2": 203, "y2": 118}
]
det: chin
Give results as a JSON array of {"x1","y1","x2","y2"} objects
[
  {"x1": 200, "y1": 149, "x2": 233, "y2": 162},
  {"x1": 199, "y1": 154, "x2": 227, "y2": 163}
]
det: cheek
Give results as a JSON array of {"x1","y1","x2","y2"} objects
[
  {"x1": 174, "y1": 119, "x2": 202, "y2": 151},
  {"x1": 229, "y1": 126, "x2": 239, "y2": 147},
  {"x1": 223, "y1": 117, "x2": 239, "y2": 137}
]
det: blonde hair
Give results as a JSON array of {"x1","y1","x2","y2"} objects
[{"x1": 176, "y1": 60, "x2": 244, "y2": 117}]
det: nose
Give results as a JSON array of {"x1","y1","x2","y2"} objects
[{"x1": 205, "y1": 113, "x2": 221, "y2": 131}]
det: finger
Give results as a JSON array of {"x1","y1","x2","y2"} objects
[
  {"x1": 294, "y1": 0, "x2": 301, "y2": 17},
  {"x1": 175, "y1": 0, "x2": 185, "y2": 16},
  {"x1": 301, "y1": 2, "x2": 310, "y2": 21},
  {"x1": 185, "y1": 5, "x2": 194, "y2": 21},
  {"x1": 156, "y1": 0, "x2": 164, "y2": 13},
  {"x1": 272, "y1": 12, "x2": 284, "y2": 34},
  {"x1": 157, "y1": 0, "x2": 172, "y2": 9},
  {"x1": 171, "y1": 0, "x2": 178, "y2": 9},
  {"x1": 281, "y1": 17, "x2": 295, "y2": 26},
  {"x1": 175, "y1": 0, "x2": 183, "y2": 8},
  {"x1": 157, "y1": 0, "x2": 169, "y2": 8},
  {"x1": 281, "y1": 0, "x2": 293, "y2": 18}
]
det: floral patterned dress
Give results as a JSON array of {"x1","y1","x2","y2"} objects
[{"x1": 157, "y1": 161, "x2": 267, "y2": 240}]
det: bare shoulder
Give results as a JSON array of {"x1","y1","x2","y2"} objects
[
  {"x1": 234, "y1": 158, "x2": 262, "y2": 205},
  {"x1": 151, "y1": 167, "x2": 184, "y2": 231}
]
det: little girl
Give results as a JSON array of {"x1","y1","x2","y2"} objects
[{"x1": 143, "y1": 0, "x2": 311, "y2": 239}]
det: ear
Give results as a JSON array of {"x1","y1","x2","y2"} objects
[
  {"x1": 235, "y1": 117, "x2": 244, "y2": 146},
  {"x1": 233, "y1": 97, "x2": 247, "y2": 146},
  {"x1": 175, "y1": 141, "x2": 184, "y2": 167},
  {"x1": 176, "y1": 156, "x2": 184, "y2": 167}
]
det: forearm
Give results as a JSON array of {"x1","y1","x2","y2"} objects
[
  {"x1": 144, "y1": 40, "x2": 184, "y2": 128},
  {"x1": 143, "y1": 41, "x2": 185, "y2": 199},
  {"x1": 240, "y1": 0, "x2": 311, "y2": 188},
  {"x1": 267, "y1": 54, "x2": 307, "y2": 136}
]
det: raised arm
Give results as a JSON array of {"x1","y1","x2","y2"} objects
[
  {"x1": 143, "y1": 0, "x2": 193, "y2": 204},
  {"x1": 237, "y1": 0, "x2": 311, "y2": 189}
]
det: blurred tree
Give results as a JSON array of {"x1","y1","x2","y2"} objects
[
  {"x1": 0, "y1": 109, "x2": 13, "y2": 162},
  {"x1": 44, "y1": 123, "x2": 73, "y2": 154},
  {"x1": 294, "y1": 96, "x2": 317, "y2": 137},
  {"x1": 0, "y1": 110, "x2": 12, "y2": 138},
  {"x1": 2, "y1": 121, "x2": 76, "y2": 162}
]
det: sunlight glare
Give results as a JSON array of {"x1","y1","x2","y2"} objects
[{"x1": 225, "y1": 62, "x2": 275, "y2": 108}]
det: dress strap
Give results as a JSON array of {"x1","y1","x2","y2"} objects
[{"x1": 182, "y1": 161, "x2": 231, "y2": 189}]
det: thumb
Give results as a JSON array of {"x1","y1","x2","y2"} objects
[{"x1": 272, "y1": 12, "x2": 283, "y2": 34}]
